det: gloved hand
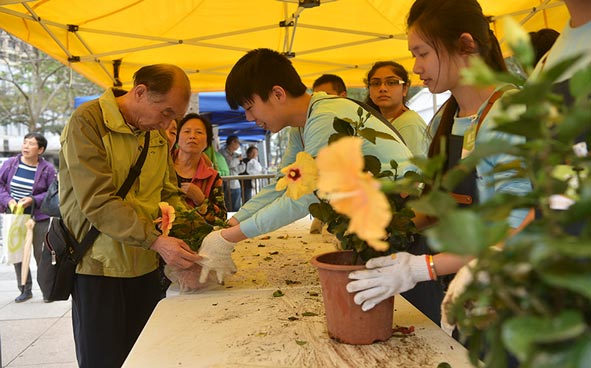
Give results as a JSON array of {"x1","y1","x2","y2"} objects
[
  {"x1": 440, "y1": 258, "x2": 478, "y2": 336},
  {"x1": 347, "y1": 252, "x2": 432, "y2": 312},
  {"x1": 165, "y1": 263, "x2": 213, "y2": 293},
  {"x1": 197, "y1": 230, "x2": 237, "y2": 284}
]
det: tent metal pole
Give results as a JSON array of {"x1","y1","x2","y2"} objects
[
  {"x1": 489, "y1": 0, "x2": 560, "y2": 21},
  {"x1": 21, "y1": 3, "x2": 73, "y2": 60}
]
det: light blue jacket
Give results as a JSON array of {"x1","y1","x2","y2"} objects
[{"x1": 234, "y1": 93, "x2": 416, "y2": 238}]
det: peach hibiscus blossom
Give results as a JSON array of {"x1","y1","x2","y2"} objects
[
  {"x1": 158, "y1": 202, "x2": 176, "y2": 236},
  {"x1": 275, "y1": 151, "x2": 318, "y2": 200},
  {"x1": 316, "y1": 136, "x2": 392, "y2": 251}
]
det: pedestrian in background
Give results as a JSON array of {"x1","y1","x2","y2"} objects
[
  {"x1": 0, "y1": 132, "x2": 55, "y2": 303},
  {"x1": 218, "y1": 135, "x2": 245, "y2": 211},
  {"x1": 240, "y1": 146, "x2": 263, "y2": 203}
]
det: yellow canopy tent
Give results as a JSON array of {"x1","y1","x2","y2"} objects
[{"x1": 0, "y1": 0, "x2": 568, "y2": 92}]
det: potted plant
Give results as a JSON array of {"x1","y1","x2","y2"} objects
[{"x1": 275, "y1": 111, "x2": 420, "y2": 344}]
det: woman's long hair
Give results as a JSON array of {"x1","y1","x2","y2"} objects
[{"x1": 407, "y1": 0, "x2": 507, "y2": 161}]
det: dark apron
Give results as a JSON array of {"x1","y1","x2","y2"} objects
[
  {"x1": 400, "y1": 132, "x2": 481, "y2": 325},
  {"x1": 448, "y1": 134, "x2": 479, "y2": 207}
]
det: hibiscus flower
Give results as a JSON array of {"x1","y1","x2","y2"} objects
[
  {"x1": 316, "y1": 137, "x2": 392, "y2": 251},
  {"x1": 275, "y1": 151, "x2": 318, "y2": 200},
  {"x1": 158, "y1": 202, "x2": 176, "y2": 236}
]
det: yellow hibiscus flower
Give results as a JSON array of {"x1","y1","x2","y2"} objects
[
  {"x1": 275, "y1": 151, "x2": 318, "y2": 200},
  {"x1": 316, "y1": 136, "x2": 392, "y2": 251}
]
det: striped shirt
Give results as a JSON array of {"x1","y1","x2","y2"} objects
[{"x1": 10, "y1": 160, "x2": 37, "y2": 202}]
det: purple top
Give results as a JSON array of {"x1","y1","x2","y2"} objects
[{"x1": 0, "y1": 154, "x2": 56, "y2": 221}]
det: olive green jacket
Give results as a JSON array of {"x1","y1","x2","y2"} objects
[{"x1": 59, "y1": 89, "x2": 192, "y2": 277}]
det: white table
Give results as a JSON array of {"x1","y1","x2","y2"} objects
[{"x1": 123, "y1": 218, "x2": 473, "y2": 368}]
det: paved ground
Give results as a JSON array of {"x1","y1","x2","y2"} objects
[{"x1": 0, "y1": 261, "x2": 76, "y2": 367}]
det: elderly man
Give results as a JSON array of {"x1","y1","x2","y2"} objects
[{"x1": 60, "y1": 64, "x2": 202, "y2": 368}]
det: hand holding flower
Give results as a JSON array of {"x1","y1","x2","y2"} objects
[{"x1": 150, "y1": 236, "x2": 201, "y2": 269}]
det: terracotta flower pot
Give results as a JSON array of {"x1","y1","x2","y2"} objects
[{"x1": 311, "y1": 250, "x2": 394, "y2": 345}]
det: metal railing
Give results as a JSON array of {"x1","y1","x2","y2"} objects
[{"x1": 221, "y1": 173, "x2": 276, "y2": 207}]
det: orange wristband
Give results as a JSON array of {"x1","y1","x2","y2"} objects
[{"x1": 425, "y1": 254, "x2": 437, "y2": 280}]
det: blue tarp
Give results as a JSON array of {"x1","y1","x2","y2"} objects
[
  {"x1": 74, "y1": 95, "x2": 101, "y2": 108},
  {"x1": 199, "y1": 92, "x2": 266, "y2": 142}
]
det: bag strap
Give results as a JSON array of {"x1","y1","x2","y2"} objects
[
  {"x1": 472, "y1": 88, "x2": 507, "y2": 138},
  {"x1": 74, "y1": 131, "x2": 151, "y2": 261}
]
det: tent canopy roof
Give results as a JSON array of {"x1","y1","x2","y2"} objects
[{"x1": 0, "y1": 0, "x2": 568, "y2": 93}]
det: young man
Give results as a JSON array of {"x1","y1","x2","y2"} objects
[
  {"x1": 197, "y1": 48, "x2": 415, "y2": 284},
  {"x1": 60, "y1": 64, "x2": 202, "y2": 368},
  {"x1": 312, "y1": 73, "x2": 348, "y2": 97}
]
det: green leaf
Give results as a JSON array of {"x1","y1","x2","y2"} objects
[
  {"x1": 529, "y1": 337, "x2": 591, "y2": 368},
  {"x1": 495, "y1": 119, "x2": 544, "y2": 139},
  {"x1": 408, "y1": 191, "x2": 456, "y2": 218},
  {"x1": 332, "y1": 117, "x2": 355, "y2": 136},
  {"x1": 570, "y1": 65, "x2": 591, "y2": 101},
  {"x1": 363, "y1": 155, "x2": 381, "y2": 176},
  {"x1": 502, "y1": 310, "x2": 586, "y2": 362},
  {"x1": 308, "y1": 202, "x2": 336, "y2": 223},
  {"x1": 295, "y1": 340, "x2": 307, "y2": 346},
  {"x1": 273, "y1": 290, "x2": 284, "y2": 297},
  {"x1": 358, "y1": 127, "x2": 377, "y2": 144},
  {"x1": 545, "y1": 55, "x2": 586, "y2": 85},
  {"x1": 558, "y1": 108, "x2": 591, "y2": 143},
  {"x1": 411, "y1": 154, "x2": 446, "y2": 181},
  {"x1": 565, "y1": 199, "x2": 591, "y2": 225},
  {"x1": 389, "y1": 159, "x2": 398, "y2": 171},
  {"x1": 425, "y1": 210, "x2": 499, "y2": 254},
  {"x1": 540, "y1": 261, "x2": 591, "y2": 299},
  {"x1": 575, "y1": 337, "x2": 591, "y2": 368},
  {"x1": 357, "y1": 106, "x2": 364, "y2": 118}
]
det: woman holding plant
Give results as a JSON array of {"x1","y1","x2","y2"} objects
[{"x1": 172, "y1": 113, "x2": 227, "y2": 226}]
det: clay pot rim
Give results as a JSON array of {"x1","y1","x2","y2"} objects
[{"x1": 310, "y1": 250, "x2": 366, "y2": 271}]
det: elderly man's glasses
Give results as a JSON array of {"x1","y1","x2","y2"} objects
[{"x1": 368, "y1": 78, "x2": 406, "y2": 88}]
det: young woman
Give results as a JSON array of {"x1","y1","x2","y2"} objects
[
  {"x1": 366, "y1": 61, "x2": 428, "y2": 157},
  {"x1": 173, "y1": 113, "x2": 227, "y2": 225},
  {"x1": 346, "y1": 0, "x2": 533, "y2": 312}
]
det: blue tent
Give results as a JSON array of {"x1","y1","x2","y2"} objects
[
  {"x1": 74, "y1": 95, "x2": 101, "y2": 108},
  {"x1": 199, "y1": 92, "x2": 266, "y2": 142}
]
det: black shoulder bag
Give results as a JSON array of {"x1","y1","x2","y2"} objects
[
  {"x1": 38, "y1": 132, "x2": 151, "y2": 301},
  {"x1": 39, "y1": 176, "x2": 60, "y2": 217}
]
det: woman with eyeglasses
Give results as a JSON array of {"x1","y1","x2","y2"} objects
[{"x1": 365, "y1": 61, "x2": 428, "y2": 157}]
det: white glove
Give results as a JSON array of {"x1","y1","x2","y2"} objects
[
  {"x1": 346, "y1": 252, "x2": 432, "y2": 312},
  {"x1": 440, "y1": 258, "x2": 478, "y2": 336},
  {"x1": 197, "y1": 230, "x2": 237, "y2": 284},
  {"x1": 165, "y1": 263, "x2": 213, "y2": 293}
]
